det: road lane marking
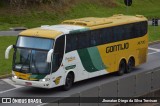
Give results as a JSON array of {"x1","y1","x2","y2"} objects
[
  {"x1": 148, "y1": 51, "x2": 160, "y2": 55},
  {"x1": 37, "y1": 103, "x2": 48, "y2": 106},
  {"x1": 148, "y1": 47, "x2": 160, "y2": 55},
  {"x1": 148, "y1": 47, "x2": 160, "y2": 52},
  {"x1": 0, "y1": 87, "x2": 24, "y2": 94},
  {"x1": 0, "y1": 78, "x2": 24, "y2": 94},
  {"x1": 2, "y1": 78, "x2": 23, "y2": 88}
]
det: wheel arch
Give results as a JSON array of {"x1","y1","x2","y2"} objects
[
  {"x1": 63, "y1": 70, "x2": 75, "y2": 85},
  {"x1": 119, "y1": 57, "x2": 127, "y2": 65},
  {"x1": 128, "y1": 56, "x2": 135, "y2": 66}
]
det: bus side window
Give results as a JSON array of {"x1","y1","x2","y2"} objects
[
  {"x1": 134, "y1": 22, "x2": 147, "y2": 37},
  {"x1": 101, "y1": 28, "x2": 113, "y2": 44},
  {"x1": 66, "y1": 34, "x2": 78, "y2": 52},
  {"x1": 90, "y1": 30, "x2": 101, "y2": 46},
  {"x1": 52, "y1": 35, "x2": 65, "y2": 72},
  {"x1": 113, "y1": 26, "x2": 125, "y2": 42},
  {"x1": 66, "y1": 35, "x2": 72, "y2": 52},
  {"x1": 143, "y1": 21, "x2": 148, "y2": 35},
  {"x1": 139, "y1": 21, "x2": 148, "y2": 37},
  {"x1": 124, "y1": 24, "x2": 134, "y2": 39},
  {"x1": 52, "y1": 53, "x2": 59, "y2": 72},
  {"x1": 78, "y1": 32, "x2": 90, "y2": 49}
]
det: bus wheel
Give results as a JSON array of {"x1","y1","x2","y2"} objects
[
  {"x1": 63, "y1": 73, "x2": 74, "y2": 91},
  {"x1": 126, "y1": 57, "x2": 135, "y2": 73},
  {"x1": 117, "y1": 60, "x2": 126, "y2": 76}
]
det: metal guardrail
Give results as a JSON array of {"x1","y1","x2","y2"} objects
[
  {"x1": 0, "y1": 31, "x2": 21, "y2": 36},
  {"x1": 44, "y1": 67, "x2": 160, "y2": 106},
  {"x1": 148, "y1": 20, "x2": 160, "y2": 26}
]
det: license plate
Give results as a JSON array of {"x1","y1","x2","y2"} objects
[{"x1": 25, "y1": 82, "x2": 32, "y2": 86}]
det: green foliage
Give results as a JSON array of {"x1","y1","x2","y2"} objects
[
  {"x1": 0, "y1": 0, "x2": 160, "y2": 30},
  {"x1": 148, "y1": 26, "x2": 160, "y2": 42},
  {"x1": 0, "y1": 0, "x2": 9, "y2": 7},
  {"x1": 0, "y1": 36, "x2": 16, "y2": 75}
]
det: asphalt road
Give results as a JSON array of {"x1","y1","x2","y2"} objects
[
  {"x1": 0, "y1": 31, "x2": 22, "y2": 36},
  {"x1": 0, "y1": 43, "x2": 160, "y2": 106}
]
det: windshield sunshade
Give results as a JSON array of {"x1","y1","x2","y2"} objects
[{"x1": 17, "y1": 36, "x2": 53, "y2": 50}]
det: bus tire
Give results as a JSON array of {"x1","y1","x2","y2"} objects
[
  {"x1": 117, "y1": 59, "x2": 126, "y2": 76},
  {"x1": 63, "y1": 73, "x2": 74, "y2": 91},
  {"x1": 126, "y1": 57, "x2": 135, "y2": 73}
]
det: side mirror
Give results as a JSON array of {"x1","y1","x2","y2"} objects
[
  {"x1": 47, "y1": 49, "x2": 53, "y2": 63},
  {"x1": 5, "y1": 45, "x2": 13, "y2": 59}
]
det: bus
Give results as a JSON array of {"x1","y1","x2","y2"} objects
[{"x1": 5, "y1": 14, "x2": 148, "y2": 90}]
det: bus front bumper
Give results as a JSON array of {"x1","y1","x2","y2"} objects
[{"x1": 12, "y1": 77, "x2": 51, "y2": 89}]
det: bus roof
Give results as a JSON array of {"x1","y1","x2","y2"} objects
[
  {"x1": 19, "y1": 14, "x2": 147, "y2": 39},
  {"x1": 19, "y1": 25, "x2": 88, "y2": 39}
]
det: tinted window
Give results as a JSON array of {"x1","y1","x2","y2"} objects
[
  {"x1": 90, "y1": 30, "x2": 101, "y2": 46},
  {"x1": 66, "y1": 21, "x2": 147, "y2": 53},
  {"x1": 66, "y1": 34, "x2": 78, "y2": 52},
  {"x1": 124, "y1": 24, "x2": 134, "y2": 39},
  {"x1": 139, "y1": 21, "x2": 148, "y2": 37},
  {"x1": 53, "y1": 36, "x2": 65, "y2": 72},
  {"x1": 78, "y1": 32, "x2": 90, "y2": 49},
  {"x1": 101, "y1": 28, "x2": 113, "y2": 44},
  {"x1": 113, "y1": 26, "x2": 125, "y2": 41}
]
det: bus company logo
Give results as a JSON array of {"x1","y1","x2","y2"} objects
[
  {"x1": 2, "y1": 98, "x2": 11, "y2": 103},
  {"x1": 65, "y1": 57, "x2": 76, "y2": 62},
  {"x1": 106, "y1": 42, "x2": 129, "y2": 53},
  {"x1": 54, "y1": 76, "x2": 62, "y2": 85}
]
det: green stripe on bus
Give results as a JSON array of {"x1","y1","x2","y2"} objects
[
  {"x1": 77, "y1": 48, "x2": 98, "y2": 72},
  {"x1": 87, "y1": 47, "x2": 106, "y2": 70},
  {"x1": 69, "y1": 28, "x2": 90, "y2": 34},
  {"x1": 65, "y1": 65, "x2": 76, "y2": 70}
]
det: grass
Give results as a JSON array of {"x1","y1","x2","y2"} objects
[
  {"x1": 0, "y1": 0, "x2": 160, "y2": 30},
  {"x1": 148, "y1": 26, "x2": 160, "y2": 42},
  {"x1": 0, "y1": 36, "x2": 17, "y2": 75},
  {"x1": 0, "y1": 25, "x2": 160, "y2": 76}
]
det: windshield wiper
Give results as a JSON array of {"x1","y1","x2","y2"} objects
[
  {"x1": 32, "y1": 59, "x2": 40, "y2": 74},
  {"x1": 19, "y1": 51, "x2": 30, "y2": 73}
]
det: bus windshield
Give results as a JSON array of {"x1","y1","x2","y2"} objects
[
  {"x1": 13, "y1": 36, "x2": 54, "y2": 75},
  {"x1": 13, "y1": 48, "x2": 50, "y2": 74}
]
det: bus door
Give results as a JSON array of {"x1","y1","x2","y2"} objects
[{"x1": 52, "y1": 36, "x2": 65, "y2": 75}]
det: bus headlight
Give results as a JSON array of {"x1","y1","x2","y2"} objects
[
  {"x1": 40, "y1": 78, "x2": 50, "y2": 82},
  {"x1": 13, "y1": 75, "x2": 18, "y2": 79}
]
